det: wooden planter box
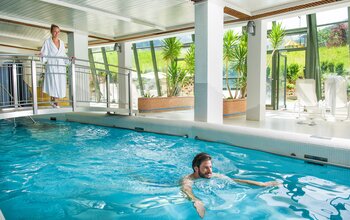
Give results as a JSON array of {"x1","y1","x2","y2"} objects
[
  {"x1": 138, "y1": 96, "x2": 246, "y2": 116},
  {"x1": 138, "y1": 96, "x2": 194, "y2": 113},
  {"x1": 223, "y1": 98, "x2": 246, "y2": 117}
]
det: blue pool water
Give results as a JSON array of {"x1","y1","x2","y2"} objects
[{"x1": 0, "y1": 119, "x2": 350, "y2": 219}]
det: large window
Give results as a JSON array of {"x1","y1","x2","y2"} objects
[
  {"x1": 272, "y1": 16, "x2": 307, "y2": 29},
  {"x1": 317, "y1": 8, "x2": 349, "y2": 75},
  {"x1": 266, "y1": 17, "x2": 307, "y2": 106}
]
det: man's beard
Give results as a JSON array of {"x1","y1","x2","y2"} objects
[{"x1": 199, "y1": 170, "x2": 212, "y2": 179}]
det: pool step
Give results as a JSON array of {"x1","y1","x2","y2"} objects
[{"x1": 0, "y1": 209, "x2": 5, "y2": 220}]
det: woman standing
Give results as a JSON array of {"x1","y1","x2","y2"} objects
[{"x1": 40, "y1": 24, "x2": 70, "y2": 108}]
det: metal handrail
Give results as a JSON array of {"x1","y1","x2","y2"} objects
[
  {"x1": 75, "y1": 57, "x2": 136, "y2": 72},
  {"x1": 0, "y1": 54, "x2": 137, "y2": 72},
  {"x1": 0, "y1": 54, "x2": 135, "y2": 119}
]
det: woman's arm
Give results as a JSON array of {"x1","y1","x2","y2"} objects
[{"x1": 40, "y1": 39, "x2": 48, "y2": 63}]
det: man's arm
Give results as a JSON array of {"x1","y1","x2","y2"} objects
[
  {"x1": 233, "y1": 178, "x2": 279, "y2": 187},
  {"x1": 181, "y1": 176, "x2": 205, "y2": 218}
]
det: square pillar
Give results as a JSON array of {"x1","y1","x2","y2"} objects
[
  {"x1": 118, "y1": 42, "x2": 132, "y2": 109},
  {"x1": 68, "y1": 32, "x2": 89, "y2": 104},
  {"x1": 246, "y1": 20, "x2": 267, "y2": 121},
  {"x1": 194, "y1": 0, "x2": 223, "y2": 124}
]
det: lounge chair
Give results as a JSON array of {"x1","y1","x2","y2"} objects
[
  {"x1": 324, "y1": 75, "x2": 350, "y2": 120},
  {"x1": 294, "y1": 79, "x2": 325, "y2": 123}
]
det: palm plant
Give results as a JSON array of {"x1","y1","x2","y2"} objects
[
  {"x1": 167, "y1": 61, "x2": 187, "y2": 96},
  {"x1": 233, "y1": 31, "x2": 248, "y2": 98},
  {"x1": 223, "y1": 30, "x2": 239, "y2": 99},
  {"x1": 162, "y1": 37, "x2": 182, "y2": 64},
  {"x1": 183, "y1": 44, "x2": 195, "y2": 91},
  {"x1": 268, "y1": 22, "x2": 285, "y2": 59},
  {"x1": 162, "y1": 37, "x2": 184, "y2": 96},
  {"x1": 184, "y1": 44, "x2": 195, "y2": 77},
  {"x1": 268, "y1": 22, "x2": 285, "y2": 106}
]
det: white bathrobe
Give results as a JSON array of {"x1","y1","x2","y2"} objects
[{"x1": 41, "y1": 38, "x2": 69, "y2": 98}]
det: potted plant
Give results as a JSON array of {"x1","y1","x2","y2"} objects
[
  {"x1": 182, "y1": 44, "x2": 195, "y2": 95},
  {"x1": 233, "y1": 31, "x2": 248, "y2": 98},
  {"x1": 223, "y1": 30, "x2": 247, "y2": 117},
  {"x1": 138, "y1": 37, "x2": 194, "y2": 112},
  {"x1": 223, "y1": 30, "x2": 239, "y2": 99}
]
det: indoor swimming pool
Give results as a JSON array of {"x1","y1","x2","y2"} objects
[{"x1": 0, "y1": 119, "x2": 349, "y2": 219}]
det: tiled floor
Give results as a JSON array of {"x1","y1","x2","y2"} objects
[{"x1": 139, "y1": 108, "x2": 350, "y2": 140}]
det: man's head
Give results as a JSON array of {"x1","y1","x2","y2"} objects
[{"x1": 192, "y1": 152, "x2": 212, "y2": 179}]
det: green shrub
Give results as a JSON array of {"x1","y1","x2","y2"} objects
[
  {"x1": 328, "y1": 62, "x2": 335, "y2": 73},
  {"x1": 287, "y1": 63, "x2": 300, "y2": 84},
  {"x1": 287, "y1": 83, "x2": 295, "y2": 90},
  {"x1": 321, "y1": 61, "x2": 328, "y2": 73},
  {"x1": 298, "y1": 66, "x2": 305, "y2": 79},
  {"x1": 266, "y1": 66, "x2": 271, "y2": 78},
  {"x1": 336, "y1": 63, "x2": 344, "y2": 75}
]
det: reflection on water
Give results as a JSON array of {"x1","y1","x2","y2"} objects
[{"x1": 0, "y1": 119, "x2": 349, "y2": 219}]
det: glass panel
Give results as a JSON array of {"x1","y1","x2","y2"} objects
[
  {"x1": 267, "y1": 33, "x2": 307, "y2": 51},
  {"x1": 278, "y1": 54, "x2": 287, "y2": 108},
  {"x1": 266, "y1": 55, "x2": 272, "y2": 105},
  {"x1": 317, "y1": 6, "x2": 349, "y2": 98},
  {"x1": 318, "y1": 22, "x2": 349, "y2": 75},
  {"x1": 275, "y1": 15, "x2": 307, "y2": 30},
  {"x1": 154, "y1": 46, "x2": 169, "y2": 97},
  {"x1": 316, "y1": 7, "x2": 348, "y2": 26}
]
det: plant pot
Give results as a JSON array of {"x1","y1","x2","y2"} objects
[
  {"x1": 223, "y1": 98, "x2": 246, "y2": 117},
  {"x1": 138, "y1": 96, "x2": 194, "y2": 113}
]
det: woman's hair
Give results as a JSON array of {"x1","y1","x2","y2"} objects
[
  {"x1": 192, "y1": 152, "x2": 212, "y2": 172},
  {"x1": 50, "y1": 24, "x2": 60, "y2": 33}
]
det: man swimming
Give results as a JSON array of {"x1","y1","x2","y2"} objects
[{"x1": 181, "y1": 152, "x2": 279, "y2": 218}]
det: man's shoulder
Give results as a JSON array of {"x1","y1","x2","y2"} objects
[{"x1": 182, "y1": 174, "x2": 195, "y2": 182}]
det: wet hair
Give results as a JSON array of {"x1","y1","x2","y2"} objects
[
  {"x1": 192, "y1": 152, "x2": 211, "y2": 172},
  {"x1": 50, "y1": 24, "x2": 60, "y2": 33}
]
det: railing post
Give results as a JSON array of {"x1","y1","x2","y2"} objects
[
  {"x1": 12, "y1": 64, "x2": 18, "y2": 109},
  {"x1": 31, "y1": 60, "x2": 38, "y2": 114},
  {"x1": 128, "y1": 70, "x2": 132, "y2": 116},
  {"x1": 71, "y1": 63, "x2": 77, "y2": 111},
  {"x1": 101, "y1": 47, "x2": 111, "y2": 109},
  {"x1": 106, "y1": 71, "x2": 111, "y2": 109}
]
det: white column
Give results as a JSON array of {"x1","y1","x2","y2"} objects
[
  {"x1": 246, "y1": 20, "x2": 267, "y2": 121},
  {"x1": 68, "y1": 32, "x2": 89, "y2": 104},
  {"x1": 68, "y1": 32, "x2": 88, "y2": 60},
  {"x1": 118, "y1": 42, "x2": 133, "y2": 109},
  {"x1": 194, "y1": 0, "x2": 223, "y2": 124}
]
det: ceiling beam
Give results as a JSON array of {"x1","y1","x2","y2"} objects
[
  {"x1": 252, "y1": 0, "x2": 337, "y2": 15},
  {"x1": 0, "y1": 33, "x2": 41, "y2": 42},
  {"x1": 224, "y1": 7, "x2": 250, "y2": 19},
  {"x1": 0, "y1": 17, "x2": 115, "y2": 42},
  {"x1": 191, "y1": 0, "x2": 251, "y2": 18},
  {"x1": 252, "y1": 0, "x2": 338, "y2": 19},
  {"x1": 0, "y1": 43, "x2": 39, "y2": 51},
  {"x1": 222, "y1": 0, "x2": 252, "y2": 18},
  {"x1": 224, "y1": 0, "x2": 339, "y2": 23},
  {"x1": 39, "y1": 0, "x2": 167, "y2": 31}
]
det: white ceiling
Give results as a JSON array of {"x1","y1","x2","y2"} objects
[
  {"x1": 226, "y1": 0, "x2": 312, "y2": 14},
  {"x1": 0, "y1": 0, "x2": 348, "y2": 53}
]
